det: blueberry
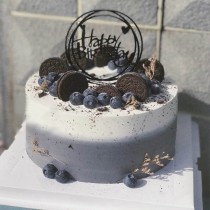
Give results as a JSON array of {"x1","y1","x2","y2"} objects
[
  {"x1": 97, "y1": 92, "x2": 111, "y2": 106},
  {"x1": 38, "y1": 77, "x2": 44, "y2": 86},
  {"x1": 55, "y1": 170, "x2": 71, "y2": 183},
  {"x1": 83, "y1": 88, "x2": 98, "y2": 97},
  {"x1": 108, "y1": 60, "x2": 116, "y2": 70},
  {"x1": 83, "y1": 95, "x2": 98, "y2": 109},
  {"x1": 117, "y1": 64, "x2": 135, "y2": 74},
  {"x1": 110, "y1": 96, "x2": 124, "y2": 109},
  {"x1": 43, "y1": 164, "x2": 58, "y2": 179},
  {"x1": 140, "y1": 73, "x2": 151, "y2": 87},
  {"x1": 151, "y1": 83, "x2": 161, "y2": 94},
  {"x1": 69, "y1": 92, "x2": 84, "y2": 105},
  {"x1": 116, "y1": 57, "x2": 128, "y2": 66},
  {"x1": 47, "y1": 72, "x2": 58, "y2": 82},
  {"x1": 49, "y1": 82, "x2": 57, "y2": 97},
  {"x1": 38, "y1": 76, "x2": 47, "y2": 86},
  {"x1": 122, "y1": 92, "x2": 134, "y2": 103},
  {"x1": 40, "y1": 78, "x2": 53, "y2": 91},
  {"x1": 123, "y1": 173, "x2": 137, "y2": 188}
]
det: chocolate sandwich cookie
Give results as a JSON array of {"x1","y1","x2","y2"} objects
[
  {"x1": 134, "y1": 58, "x2": 149, "y2": 74},
  {"x1": 116, "y1": 72, "x2": 149, "y2": 102},
  {"x1": 94, "y1": 50, "x2": 110, "y2": 67},
  {"x1": 57, "y1": 72, "x2": 88, "y2": 101},
  {"x1": 153, "y1": 60, "x2": 164, "y2": 82},
  {"x1": 60, "y1": 52, "x2": 67, "y2": 61},
  {"x1": 94, "y1": 46, "x2": 116, "y2": 67},
  {"x1": 135, "y1": 58, "x2": 165, "y2": 82},
  {"x1": 68, "y1": 49, "x2": 87, "y2": 70},
  {"x1": 95, "y1": 84, "x2": 121, "y2": 97},
  {"x1": 60, "y1": 52, "x2": 75, "y2": 71},
  {"x1": 39, "y1": 57, "x2": 69, "y2": 77},
  {"x1": 104, "y1": 45, "x2": 117, "y2": 59}
]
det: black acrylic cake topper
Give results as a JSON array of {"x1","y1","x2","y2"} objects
[{"x1": 65, "y1": 10, "x2": 143, "y2": 83}]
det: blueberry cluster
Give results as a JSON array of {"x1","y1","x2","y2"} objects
[
  {"x1": 38, "y1": 72, "x2": 64, "y2": 97},
  {"x1": 69, "y1": 88, "x2": 139, "y2": 109},
  {"x1": 43, "y1": 164, "x2": 72, "y2": 183}
]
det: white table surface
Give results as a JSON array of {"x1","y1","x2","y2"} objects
[{"x1": 0, "y1": 113, "x2": 203, "y2": 210}]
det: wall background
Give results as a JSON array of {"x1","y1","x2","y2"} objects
[{"x1": 0, "y1": 0, "x2": 209, "y2": 207}]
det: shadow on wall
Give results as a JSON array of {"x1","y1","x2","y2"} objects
[
  {"x1": 178, "y1": 92, "x2": 210, "y2": 117},
  {"x1": 178, "y1": 92, "x2": 210, "y2": 199}
]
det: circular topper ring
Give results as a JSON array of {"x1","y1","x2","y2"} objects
[{"x1": 65, "y1": 10, "x2": 143, "y2": 83}]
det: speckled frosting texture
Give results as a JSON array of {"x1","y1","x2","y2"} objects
[{"x1": 25, "y1": 73, "x2": 178, "y2": 183}]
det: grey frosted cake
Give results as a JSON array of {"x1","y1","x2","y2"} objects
[{"x1": 25, "y1": 10, "x2": 178, "y2": 187}]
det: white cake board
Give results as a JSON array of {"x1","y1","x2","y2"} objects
[{"x1": 0, "y1": 113, "x2": 203, "y2": 210}]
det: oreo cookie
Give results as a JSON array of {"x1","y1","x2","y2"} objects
[
  {"x1": 153, "y1": 60, "x2": 164, "y2": 82},
  {"x1": 57, "y1": 72, "x2": 88, "y2": 101},
  {"x1": 39, "y1": 57, "x2": 69, "y2": 77},
  {"x1": 116, "y1": 72, "x2": 149, "y2": 102},
  {"x1": 135, "y1": 58, "x2": 149, "y2": 74},
  {"x1": 86, "y1": 58, "x2": 94, "y2": 69},
  {"x1": 135, "y1": 58, "x2": 165, "y2": 82},
  {"x1": 68, "y1": 49, "x2": 87, "y2": 70},
  {"x1": 95, "y1": 84, "x2": 121, "y2": 97},
  {"x1": 60, "y1": 52, "x2": 67, "y2": 61},
  {"x1": 94, "y1": 46, "x2": 116, "y2": 67},
  {"x1": 94, "y1": 50, "x2": 110, "y2": 67},
  {"x1": 60, "y1": 52, "x2": 75, "y2": 71}
]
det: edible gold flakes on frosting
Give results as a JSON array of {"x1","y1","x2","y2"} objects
[
  {"x1": 125, "y1": 95, "x2": 141, "y2": 109},
  {"x1": 32, "y1": 139, "x2": 49, "y2": 156},
  {"x1": 133, "y1": 152, "x2": 173, "y2": 176},
  {"x1": 143, "y1": 56, "x2": 156, "y2": 80}
]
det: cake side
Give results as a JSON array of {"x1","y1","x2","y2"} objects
[{"x1": 25, "y1": 73, "x2": 178, "y2": 183}]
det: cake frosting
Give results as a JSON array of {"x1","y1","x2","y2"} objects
[
  {"x1": 25, "y1": 67, "x2": 177, "y2": 183},
  {"x1": 25, "y1": 9, "x2": 178, "y2": 185}
]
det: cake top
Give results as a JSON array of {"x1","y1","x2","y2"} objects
[
  {"x1": 28, "y1": 9, "x2": 177, "y2": 114},
  {"x1": 26, "y1": 71, "x2": 177, "y2": 117}
]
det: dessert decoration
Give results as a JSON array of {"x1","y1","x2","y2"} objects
[
  {"x1": 116, "y1": 72, "x2": 149, "y2": 101},
  {"x1": 83, "y1": 87, "x2": 98, "y2": 97},
  {"x1": 95, "y1": 84, "x2": 121, "y2": 97},
  {"x1": 97, "y1": 93, "x2": 111, "y2": 106},
  {"x1": 55, "y1": 170, "x2": 72, "y2": 183},
  {"x1": 56, "y1": 71, "x2": 88, "y2": 101},
  {"x1": 136, "y1": 57, "x2": 165, "y2": 82},
  {"x1": 94, "y1": 46, "x2": 115, "y2": 67},
  {"x1": 83, "y1": 95, "x2": 98, "y2": 109},
  {"x1": 132, "y1": 152, "x2": 173, "y2": 179},
  {"x1": 69, "y1": 92, "x2": 85, "y2": 105},
  {"x1": 25, "y1": 10, "x2": 178, "y2": 187},
  {"x1": 123, "y1": 173, "x2": 138, "y2": 188},
  {"x1": 65, "y1": 10, "x2": 143, "y2": 82},
  {"x1": 69, "y1": 49, "x2": 87, "y2": 70},
  {"x1": 109, "y1": 96, "x2": 124, "y2": 109},
  {"x1": 60, "y1": 52, "x2": 76, "y2": 71},
  {"x1": 39, "y1": 57, "x2": 69, "y2": 77},
  {"x1": 43, "y1": 164, "x2": 58, "y2": 179}
]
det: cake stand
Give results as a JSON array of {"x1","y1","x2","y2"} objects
[{"x1": 0, "y1": 113, "x2": 203, "y2": 210}]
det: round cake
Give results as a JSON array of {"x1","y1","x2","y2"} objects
[
  {"x1": 25, "y1": 66, "x2": 177, "y2": 183},
  {"x1": 25, "y1": 10, "x2": 178, "y2": 186}
]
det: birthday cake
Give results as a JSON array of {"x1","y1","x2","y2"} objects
[{"x1": 25, "y1": 10, "x2": 178, "y2": 187}]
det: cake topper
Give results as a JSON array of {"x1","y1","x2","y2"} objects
[{"x1": 65, "y1": 10, "x2": 143, "y2": 83}]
